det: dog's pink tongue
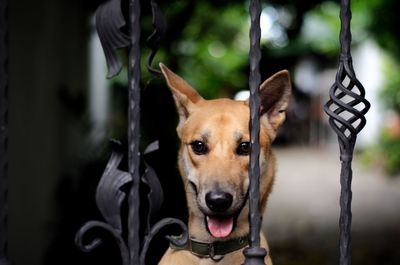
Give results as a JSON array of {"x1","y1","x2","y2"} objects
[{"x1": 207, "y1": 216, "x2": 234, "y2": 238}]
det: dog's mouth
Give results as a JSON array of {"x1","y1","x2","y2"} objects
[
  {"x1": 206, "y1": 216, "x2": 235, "y2": 238},
  {"x1": 205, "y1": 215, "x2": 235, "y2": 238}
]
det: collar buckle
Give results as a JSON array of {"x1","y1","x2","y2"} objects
[{"x1": 208, "y1": 243, "x2": 224, "y2": 262}]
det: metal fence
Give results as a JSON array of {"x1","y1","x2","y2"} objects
[{"x1": 0, "y1": 0, "x2": 369, "y2": 265}]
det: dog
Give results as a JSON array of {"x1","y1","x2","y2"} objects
[{"x1": 158, "y1": 63, "x2": 291, "y2": 265}]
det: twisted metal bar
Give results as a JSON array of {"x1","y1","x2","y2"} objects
[
  {"x1": 127, "y1": 0, "x2": 142, "y2": 264},
  {"x1": 243, "y1": 0, "x2": 267, "y2": 264},
  {"x1": 324, "y1": 0, "x2": 370, "y2": 264},
  {"x1": 128, "y1": 0, "x2": 140, "y2": 265},
  {"x1": 0, "y1": 0, "x2": 9, "y2": 264},
  {"x1": 339, "y1": 0, "x2": 351, "y2": 58}
]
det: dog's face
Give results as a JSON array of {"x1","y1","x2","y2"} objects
[{"x1": 160, "y1": 63, "x2": 291, "y2": 240}]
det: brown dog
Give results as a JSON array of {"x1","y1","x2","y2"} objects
[{"x1": 158, "y1": 63, "x2": 291, "y2": 265}]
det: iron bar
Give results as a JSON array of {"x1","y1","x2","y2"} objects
[
  {"x1": 243, "y1": 0, "x2": 267, "y2": 264},
  {"x1": 0, "y1": 0, "x2": 9, "y2": 264},
  {"x1": 248, "y1": 0, "x2": 262, "y2": 248},
  {"x1": 324, "y1": 1, "x2": 370, "y2": 265},
  {"x1": 338, "y1": 1, "x2": 353, "y2": 265},
  {"x1": 339, "y1": 0, "x2": 351, "y2": 58},
  {"x1": 127, "y1": 0, "x2": 142, "y2": 264},
  {"x1": 339, "y1": 154, "x2": 353, "y2": 265}
]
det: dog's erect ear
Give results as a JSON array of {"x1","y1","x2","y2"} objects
[
  {"x1": 259, "y1": 70, "x2": 291, "y2": 136},
  {"x1": 159, "y1": 63, "x2": 204, "y2": 136}
]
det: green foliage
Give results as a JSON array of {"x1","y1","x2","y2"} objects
[
  {"x1": 380, "y1": 57, "x2": 400, "y2": 113},
  {"x1": 363, "y1": 0, "x2": 400, "y2": 59},
  {"x1": 361, "y1": 131, "x2": 400, "y2": 176},
  {"x1": 298, "y1": 1, "x2": 341, "y2": 56},
  {"x1": 169, "y1": 2, "x2": 249, "y2": 99},
  {"x1": 353, "y1": 0, "x2": 400, "y2": 177},
  {"x1": 297, "y1": 1, "x2": 371, "y2": 56}
]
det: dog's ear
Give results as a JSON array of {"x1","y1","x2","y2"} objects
[
  {"x1": 159, "y1": 63, "x2": 204, "y2": 136},
  {"x1": 259, "y1": 70, "x2": 291, "y2": 138}
]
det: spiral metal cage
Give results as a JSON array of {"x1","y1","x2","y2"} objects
[{"x1": 325, "y1": 58, "x2": 370, "y2": 153}]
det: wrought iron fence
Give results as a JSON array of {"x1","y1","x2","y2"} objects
[
  {"x1": 77, "y1": 0, "x2": 270, "y2": 264},
  {"x1": 0, "y1": 0, "x2": 370, "y2": 264}
]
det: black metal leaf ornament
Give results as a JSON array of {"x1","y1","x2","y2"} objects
[
  {"x1": 138, "y1": 141, "x2": 189, "y2": 264},
  {"x1": 146, "y1": 0, "x2": 167, "y2": 77},
  {"x1": 96, "y1": 0, "x2": 130, "y2": 78},
  {"x1": 95, "y1": 140, "x2": 132, "y2": 232},
  {"x1": 75, "y1": 140, "x2": 188, "y2": 265},
  {"x1": 75, "y1": 140, "x2": 131, "y2": 265},
  {"x1": 141, "y1": 141, "x2": 164, "y2": 231}
]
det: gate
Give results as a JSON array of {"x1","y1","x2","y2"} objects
[{"x1": 0, "y1": 0, "x2": 370, "y2": 264}]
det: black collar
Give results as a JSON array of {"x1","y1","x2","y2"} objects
[{"x1": 170, "y1": 236, "x2": 248, "y2": 261}]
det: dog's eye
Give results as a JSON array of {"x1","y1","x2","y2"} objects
[
  {"x1": 236, "y1": 141, "x2": 250, "y2": 156},
  {"x1": 190, "y1": 141, "x2": 208, "y2": 155}
]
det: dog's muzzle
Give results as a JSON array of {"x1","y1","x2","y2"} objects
[{"x1": 190, "y1": 182, "x2": 249, "y2": 239}]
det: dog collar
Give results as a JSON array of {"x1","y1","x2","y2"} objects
[{"x1": 170, "y1": 236, "x2": 248, "y2": 261}]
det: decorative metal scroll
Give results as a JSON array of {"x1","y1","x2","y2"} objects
[
  {"x1": 324, "y1": 0, "x2": 370, "y2": 265},
  {"x1": 0, "y1": 0, "x2": 9, "y2": 264},
  {"x1": 95, "y1": 0, "x2": 166, "y2": 79},
  {"x1": 75, "y1": 141, "x2": 189, "y2": 265},
  {"x1": 75, "y1": 0, "x2": 188, "y2": 265}
]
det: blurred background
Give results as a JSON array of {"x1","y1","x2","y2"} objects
[{"x1": 7, "y1": 0, "x2": 400, "y2": 264}]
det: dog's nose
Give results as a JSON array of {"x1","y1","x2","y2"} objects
[{"x1": 205, "y1": 191, "x2": 233, "y2": 213}]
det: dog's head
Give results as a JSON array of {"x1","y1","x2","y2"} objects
[{"x1": 160, "y1": 63, "x2": 291, "y2": 240}]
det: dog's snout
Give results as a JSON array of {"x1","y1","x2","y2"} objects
[{"x1": 205, "y1": 190, "x2": 233, "y2": 213}]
